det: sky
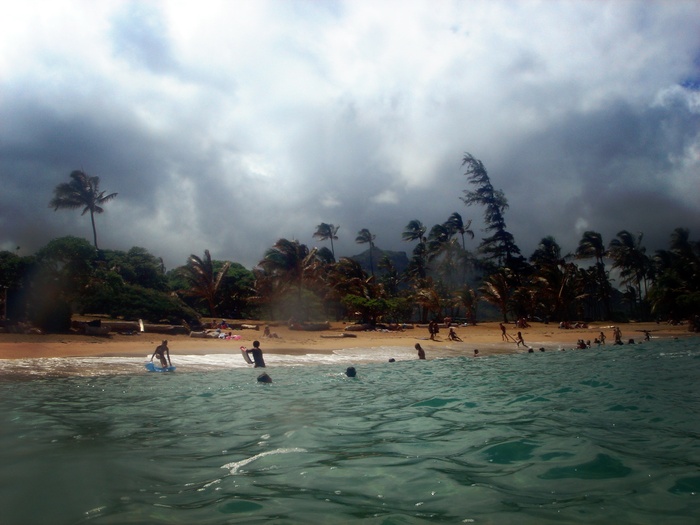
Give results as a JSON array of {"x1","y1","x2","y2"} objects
[{"x1": 1, "y1": 0, "x2": 699, "y2": 271}]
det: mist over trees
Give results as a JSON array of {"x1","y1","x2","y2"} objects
[{"x1": 1, "y1": 157, "x2": 698, "y2": 333}]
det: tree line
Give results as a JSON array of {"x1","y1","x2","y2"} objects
[{"x1": 1, "y1": 156, "x2": 698, "y2": 333}]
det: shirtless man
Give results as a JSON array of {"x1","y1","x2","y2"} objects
[{"x1": 151, "y1": 340, "x2": 172, "y2": 368}]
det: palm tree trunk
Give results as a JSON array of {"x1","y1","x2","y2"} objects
[{"x1": 90, "y1": 210, "x2": 99, "y2": 249}]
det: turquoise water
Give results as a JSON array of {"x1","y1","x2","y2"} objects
[{"x1": 1, "y1": 339, "x2": 699, "y2": 524}]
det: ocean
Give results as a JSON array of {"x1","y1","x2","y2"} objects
[{"x1": 1, "y1": 338, "x2": 698, "y2": 524}]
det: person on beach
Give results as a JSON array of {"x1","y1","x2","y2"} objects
[
  {"x1": 415, "y1": 343, "x2": 426, "y2": 359},
  {"x1": 448, "y1": 327, "x2": 462, "y2": 341},
  {"x1": 599, "y1": 331, "x2": 606, "y2": 345},
  {"x1": 500, "y1": 323, "x2": 508, "y2": 341},
  {"x1": 151, "y1": 340, "x2": 172, "y2": 368},
  {"x1": 515, "y1": 331, "x2": 526, "y2": 347},
  {"x1": 246, "y1": 340, "x2": 266, "y2": 368},
  {"x1": 428, "y1": 321, "x2": 436, "y2": 340}
]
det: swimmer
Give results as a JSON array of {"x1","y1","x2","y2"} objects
[
  {"x1": 345, "y1": 366, "x2": 357, "y2": 377},
  {"x1": 257, "y1": 372, "x2": 272, "y2": 383},
  {"x1": 415, "y1": 343, "x2": 426, "y2": 360}
]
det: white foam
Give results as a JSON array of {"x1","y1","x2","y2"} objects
[
  {"x1": 0, "y1": 346, "x2": 416, "y2": 377},
  {"x1": 221, "y1": 447, "x2": 307, "y2": 475}
]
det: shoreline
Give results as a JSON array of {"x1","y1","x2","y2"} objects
[{"x1": 0, "y1": 321, "x2": 694, "y2": 361}]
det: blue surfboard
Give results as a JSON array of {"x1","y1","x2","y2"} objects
[{"x1": 145, "y1": 362, "x2": 176, "y2": 372}]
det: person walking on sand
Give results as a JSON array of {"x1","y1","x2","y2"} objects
[
  {"x1": 500, "y1": 323, "x2": 508, "y2": 341},
  {"x1": 428, "y1": 321, "x2": 437, "y2": 340},
  {"x1": 151, "y1": 340, "x2": 172, "y2": 368},
  {"x1": 415, "y1": 343, "x2": 426, "y2": 360},
  {"x1": 515, "y1": 331, "x2": 526, "y2": 348},
  {"x1": 246, "y1": 340, "x2": 266, "y2": 368}
]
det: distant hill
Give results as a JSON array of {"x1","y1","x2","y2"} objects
[{"x1": 349, "y1": 246, "x2": 410, "y2": 276}]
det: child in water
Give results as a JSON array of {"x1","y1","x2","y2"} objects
[{"x1": 415, "y1": 343, "x2": 426, "y2": 359}]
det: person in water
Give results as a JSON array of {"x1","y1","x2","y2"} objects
[
  {"x1": 246, "y1": 340, "x2": 266, "y2": 368},
  {"x1": 257, "y1": 372, "x2": 272, "y2": 383},
  {"x1": 345, "y1": 366, "x2": 357, "y2": 377},
  {"x1": 415, "y1": 343, "x2": 426, "y2": 359},
  {"x1": 151, "y1": 340, "x2": 172, "y2": 368}
]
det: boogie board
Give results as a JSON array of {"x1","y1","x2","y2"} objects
[
  {"x1": 145, "y1": 362, "x2": 176, "y2": 372},
  {"x1": 240, "y1": 346, "x2": 254, "y2": 365}
]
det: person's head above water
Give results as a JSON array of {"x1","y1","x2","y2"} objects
[
  {"x1": 345, "y1": 366, "x2": 357, "y2": 377},
  {"x1": 257, "y1": 372, "x2": 272, "y2": 383}
]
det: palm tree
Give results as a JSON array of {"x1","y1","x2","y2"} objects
[
  {"x1": 313, "y1": 223, "x2": 339, "y2": 259},
  {"x1": 181, "y1": 250, "x2": 231, "y2": 317},
  {"x1": 455, "y1": 285, "x2": 478, "y2": 324},
  {"x1": 426, "y1": 224, "x2": 451, "y2": 259},
  {"x1": 355, "y1": 228, "x2": 376, "y2": 277},
  {"x1": 444, "y1": 212, "x2": 474, "y2": 250},
  {"x1": 406, "y1": 242, "x2": 429, "y2": 281},
  {"x1": 258, "y1": 239, "x2": 319, "y2": 317},
  {"x1": 648, "y1": 228, "x2": 700, "y2": 322},
  {"x1": 415, "y1": 282, "x2": 442, "y2": 321},
  {"x1": 326, "y1": 257, "x2": 373, "y2": 299},
  {"x1": 575, "y1": 230, "x2": 611, "y2": 319},
  {"x1": 402, "y1": 219, "x2": 427, "y2": 244},
  {"x1": 479, "y1": 269, "x2": 513, "y2": 322},
  {"x1": 608, "y1": 230, "x2": 650, "y2": 317},
  {"x1": 49, "y1": 170, "x2": 118, "y2": 250}
]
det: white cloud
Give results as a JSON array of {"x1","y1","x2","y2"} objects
[{"x1": 1, "y1": 0, "x2": 699, "y2": 268}]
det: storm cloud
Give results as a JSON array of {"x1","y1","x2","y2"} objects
[{"x1": 1, "y1": 0, "x2": 698, "y2": 269}]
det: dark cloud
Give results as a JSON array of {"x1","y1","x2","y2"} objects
[{"x1": 0, "y1": 1, "x2": 698, "y2": 271}]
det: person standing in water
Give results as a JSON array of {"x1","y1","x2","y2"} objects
[
  {"x1": 415, "y1": 343, "x2": 426, "y2": 359},
  {"x1": 246, "y1": 340, "x2": 266, "y2": 368},
  {"x1": 151, "y1": 340, "x2": 172, "y2": 368}
]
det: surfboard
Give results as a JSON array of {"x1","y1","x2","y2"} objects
[
  {"x1": 240, "y1": 346, "x2": 254, "y2": 365},
  {"x1": 145, "y1": 362, "x2": 176, "y2": 372}
]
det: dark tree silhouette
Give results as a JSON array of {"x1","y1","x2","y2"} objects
[
  {"x1": 313, "y1": 223, "x2": 340, "y2": 259},
  {"x1": 49, "y1": 170, "x2": 117, "y2": 250},
  {"x1": 460, "y1": 153, "x2": 522, "y2": 270}
]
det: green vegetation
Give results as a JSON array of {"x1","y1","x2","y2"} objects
[{"x1": 0, "y1": 157, "x2": 698, "y2": 333}]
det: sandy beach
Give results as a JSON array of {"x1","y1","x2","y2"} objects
[{"x1": 0, "y1": 320, "x2": 694, "y2": 361}]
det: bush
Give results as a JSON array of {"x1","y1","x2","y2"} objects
[{"x1": 81, "y1": 283, "x2": 200, "y2": 325}]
